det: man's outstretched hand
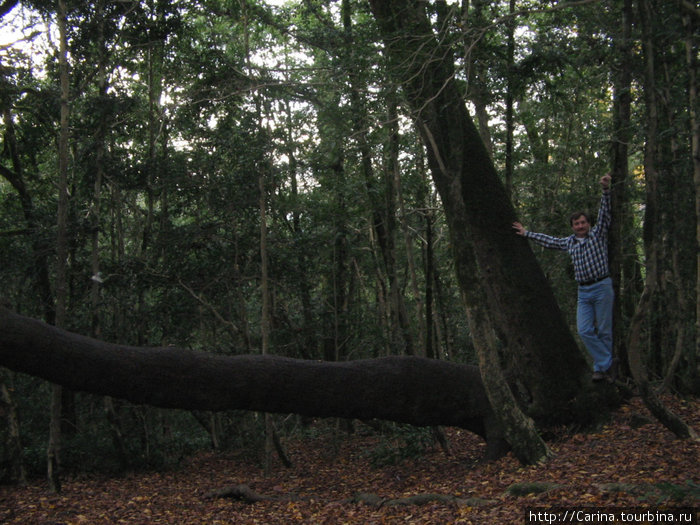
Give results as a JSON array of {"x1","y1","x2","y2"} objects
[{"x1": 512, "y1": 222, "x2": 527, "y2": 236}]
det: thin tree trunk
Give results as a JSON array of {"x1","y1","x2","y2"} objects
[
  {"x1": 331, "y1": 159, "x2": 349, "y2": 361},
  {"x1": 48, "y1": 0, "x2": 71, "y2": 493},
  {"x1": 429, "y1": 206, "x2": 452, "y2": 360},
  {"x1": 259, "y1": 165, "x2": 274, "y2": 473},
  {"x1": 630, "y1": 0, "x2": 698, "y2": 440},
  {"x1": 283, "y1": 94, "x2": 314, "y2": 360},
  {"x1": 1, "y1": 372, "x2": 26, "y2": 484},
  {"x1": 504, "y1": 0, "x2": 516, "y2": 198},
  {"x1": 389, "y1": 93, "x2": 425, "y2": 355},
  {"x1": 244, "y1": 0, "x2": 275, "y2": 471},
  {"x1": 609, "y1": 0, "x2": 635, "y2": 379},
  {"x1": 47, "y1": 383, "x2": 62, "y2": 493},
  {"x1": 424, "y1": 208, "x2": 435, "y2": 359},
  {"x1": 685, "y1": 4, "x2": 700, "y2": 391},
  {"x1": 658, "y1": 50, "x2": 692, "y2": 384},
  {"x1": 93, "y1": 2, "x2": 128, "y2": 466},
  {"x1": 90, "y1": 0, "x2": 107, "y2": 342},
  {"x1": 134, "y1": 4, "x2": 165, "y2": 347}
]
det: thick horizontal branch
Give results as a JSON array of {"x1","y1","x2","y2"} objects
[{"x1": 0, "y1": 307, "x2": 507, "y2": 455}]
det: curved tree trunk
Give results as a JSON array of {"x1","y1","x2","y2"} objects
[
  {"x1": 454, "y1": 220, "x2": 552, "y2": 464},
  {"x1": 367, "y1": 0, "x2": 590, "y2": 420},
  {"x1": 627, "y1": 286, "x2": 698, "y2": 440},
  {"x1": 0, "y1": 306, "x2": 510, "y2": 459}
]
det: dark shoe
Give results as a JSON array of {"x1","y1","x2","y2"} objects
[
  {"x1": 604, "y1": 358, "x2": 618, "y2": 383},
  {"x1": 592, "y1": 371, "x2": 605, "y2": 382}
]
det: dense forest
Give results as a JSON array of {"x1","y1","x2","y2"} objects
[{"x1": 0, "y1": 0, "x2": 698, "y2": 519}]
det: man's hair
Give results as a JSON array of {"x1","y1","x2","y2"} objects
[{"x1": 569, "y1": 211, "x2": 591, "y2": 226}]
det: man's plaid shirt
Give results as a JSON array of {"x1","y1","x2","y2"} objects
[{"x1": 525, "y1": 191, "x2": 611, "y2": 285}]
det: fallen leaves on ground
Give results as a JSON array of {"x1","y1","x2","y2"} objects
[{"x1": 1, "y1": 395, "x2": 698, "y2": 524}]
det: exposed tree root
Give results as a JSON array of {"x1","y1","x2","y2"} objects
[
  {"x1": 349, "y1": 492, "x2": 493, "y2": 508},
  {"x1": 204, "y1": 484, "x2": 295, "y2": 503},
  {"x1": 204, "y1": 479, "x2": 699, "y2": 508},
  {"x1": 204, "y1": 484, "x2": 493, "y2": 507}
]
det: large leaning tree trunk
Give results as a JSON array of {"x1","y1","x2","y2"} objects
[
  {"x1": 0, "y1": 306, "x2": 509, "y2": 459},
  {"x1": 367, "y1": 0, "x2": 591, "y2": 421}
]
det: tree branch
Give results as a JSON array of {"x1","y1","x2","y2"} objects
[{"x1": 0, "y1": 306, "x2": 509, "y2": 457}]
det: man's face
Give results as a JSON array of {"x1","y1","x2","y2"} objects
[{"x1": 572, "y1": 216, "x2": 590, "y2": 238}]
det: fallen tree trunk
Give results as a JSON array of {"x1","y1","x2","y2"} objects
[{"x1": 0, "y1": 306, "x2": 509, "y2": 458}]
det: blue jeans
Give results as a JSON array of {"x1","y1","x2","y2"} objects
[{"x1": 577, "y1": 277, "x2": 614, "y2": 373}]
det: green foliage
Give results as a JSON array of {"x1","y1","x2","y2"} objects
[
  {"x1": 0, "y1": 372, "x2": 273, "y2": 477},
  {"x1": 0, "y1": 0, "x2": 697, "y2": 478}
]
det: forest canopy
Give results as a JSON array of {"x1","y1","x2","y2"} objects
[{"x1": 0, "y1": 0, "x2": 698, "y2": 482}]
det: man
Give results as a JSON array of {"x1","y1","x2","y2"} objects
[{"x1": 512, "y1": 174, "x2": 615, "y2": 382}]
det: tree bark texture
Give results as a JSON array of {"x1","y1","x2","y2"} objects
[
  {"x1": 456, "y1": 232, "x2": 553, "y2": 464},
  {"x1": 0, "y1": 306, "x2": 509, "y2": 458},
  {"x1": 367, "y1": 0, "x2": 589, "y2": 419},
  {"x1": 609, "y1": 0, "x2": 635, "y2": 379},
  {"x1": 1, "y1": 376, "x2": 26, "y2": 484},
  {"x1": 686, "y1": 4, "x2": 700, "y2": 392}
]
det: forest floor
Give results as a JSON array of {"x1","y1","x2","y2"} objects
[{"x1": 1, "y1": 394, "x2": 698, "y2": 524}]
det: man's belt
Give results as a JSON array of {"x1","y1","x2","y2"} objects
[{"x1": 579, "y1": 274, "x2": 609, "y2": 286}]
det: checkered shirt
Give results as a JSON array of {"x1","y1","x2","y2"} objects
[{"x1": 525, "y1": 191, "x2": 611, "y2": 284}]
